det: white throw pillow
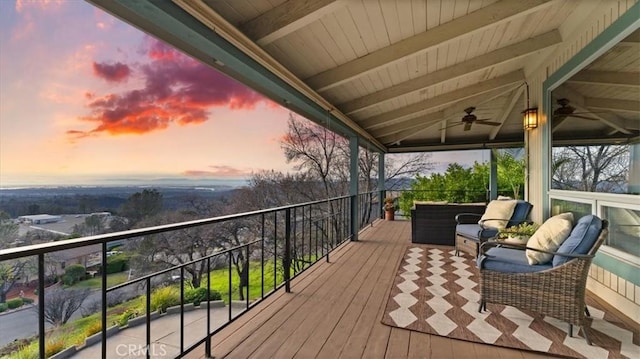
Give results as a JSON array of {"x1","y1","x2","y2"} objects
[
  {"x1": 526, "y1": 212, "x2": 574, "y2": 265},
  {"x1": 479, "y1": 200, "x2": 517, "y2": 229}
]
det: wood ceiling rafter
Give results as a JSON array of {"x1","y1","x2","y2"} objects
[
  {"x1": 585, "y1": 97, "x2": 640, "y2": 113},
  {"x1": 566, "y1": 71, "x2": 640, "y2": 88},
  {"x1": 339, "y1": 30, "x2": 562, "y2": 115},
  {"x1": 489, "y1": 86, "x2": 525, "y2": 140},
  {"x1": 359, "y1": 70, "x2": 525, "y2": 130},
  {"x1": 238, "y1": 0, "x2": 347, "y2": 46},
  {"x1": 380, "y1": 118, "x2": 444, "y2": 146},
  {"x1": 305, "y1": 0, "x2": 553, "y2": 92},
  {"x1": 372, "y1": 111, "x2": 444, "y2": 139},
  {"x1": 375, "y1": 85, "x2": 518, "y2": 143}
]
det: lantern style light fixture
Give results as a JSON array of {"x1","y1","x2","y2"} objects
[{"x1": 523, "y1": 107, "x2": 538, "y2": 130}]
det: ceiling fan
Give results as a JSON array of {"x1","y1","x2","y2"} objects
[
  {"x1": 447, "y1": 107, "x2": 501, "y2": 131},
  {"x1": 553, "y1": 98, "x2": 599, "y2": 121}
]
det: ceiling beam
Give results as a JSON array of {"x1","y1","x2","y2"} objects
[
  {"x1": 585, "y1": 97, "x2": 640, "y2": 113},
  {"x1": 553, "y1": 87, "x2": 632, "y2": 134},
  {"x1": 373, "y1": 112, "x2": 444, "y2": 139},
  {"x1": 238, "y1": 0, "x2": 346, "y2": 46},
  {"x1": 360, "y1": 70, "x2": 524, "y2": 129},
  {"x1": 380, "y1": 118, "x2": 444, "y2": 146},
  {"x1": 169, "y1": 0, "x2": 385, "y2": 150},
  {"x1": 566, "y1": 70, "x2": 640, "y2": 88},
  {"x1": 339, "y1": 30, "x2": 561, "y2": 115},
  {"x1": 305, "y1": 0, "x2": 552, "y2": 92},
  {"x1": 376, "y1": 85, "x2": 517, "y2": 142},
  {"x1": 489, "y1": 87, "x2": 525, "y2": 140}
]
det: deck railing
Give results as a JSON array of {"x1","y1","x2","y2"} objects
[{"x1": 0, "y1": 194, "x2": 365, "y2": 358}]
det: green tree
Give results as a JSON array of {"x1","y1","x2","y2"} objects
[
  {"x1": 497, "y1": 151, "x2": 525, "y2": 199},
  {"x1": 119, "y1": 189, "x2": 163, "y2": 227},
  {"x1": 63, "y1": 264, "x2": 86, "y2": 285},
  {"x1": 399, "y1": 151, "x2": 525, "y2": 215}
]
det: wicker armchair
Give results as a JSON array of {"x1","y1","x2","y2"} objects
[
  {"x1": 477, "y1": 215, "x2": 608, "y2": 345},
  {"x1": 455, "y1": 200, "x2": 532, "y2": 257}
]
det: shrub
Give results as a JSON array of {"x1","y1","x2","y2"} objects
[
  {"x1": 184, "y1": 287, "x2": 205, "y2": 305},
  {"x1": 64, "y1": 264, "x2": 86, "y2": 285},
  {"x1": 22, "y1": 297, "x2": 34, "y2": 304},
  {"x1": 7, "y1": 298, "x2": 24, "y2": 309},
  {"x1": 150, "y1": 286, "x2": 180, "y2": 313},
  {"x1": 0, "y1": 303, "x2": 7, "y2": 313},
  {"x1": 209, "y1": 289, "x2": 222, "y2": 301},
  {"x1": 62, "y1": 275, "x2": 72, "y2": 286},
  {"x1": 117, "y1": 308, "x2": 138, "y2": 327},
  {"x1": 105, "y1": 254, "x2": 129, "y2": 274},
  {"x1": 184, "y1": 287, "x2": 222, "y2": 305},
  {"x1": 45, "y1": 337, "x2": 66, "y2": 358},
  {"x1": 10, "y1": 342, "x2": 38, "y2": 359},
  {"x1": 84, "y1": 321, "x2": 102, "y2": 337}
]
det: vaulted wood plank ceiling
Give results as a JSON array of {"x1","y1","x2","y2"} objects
[{"x1": 92, "y1": 0, "x2": 640, "y2": 152}]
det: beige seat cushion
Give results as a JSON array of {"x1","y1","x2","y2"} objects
[
  {"x1": 526, "y1": 212, "x2": 574, "y2": 265},
  {"x1": 479, "y1": 200, "x2": 517, "y2": 229}
]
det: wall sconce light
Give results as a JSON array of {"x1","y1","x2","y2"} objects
[{"x1": 522, "y1": 107, "x2": 538, "y2": 130}]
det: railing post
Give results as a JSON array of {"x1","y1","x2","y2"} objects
[
  {"x1": 378, "y1": 152, "x2": 386, "y2": 219},
  {"x1": 284, "y1": 208, "x2": 291, "y2": 293},
  {"x1": 349, "y1": 136, "x2": 359, "y2": 241},
  {"x1": 350, "y1": 194, "x2": 358, "y2": 241}
]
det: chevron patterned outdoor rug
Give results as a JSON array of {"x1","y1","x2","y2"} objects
[{"x1": 381, "y1": 246, "x2": 639, "y2": 359}]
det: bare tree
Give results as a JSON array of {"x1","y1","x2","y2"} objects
[
  {"x1": 127, "y1": 211, "x2": 217, "y2": 288},
  {"x1": 0, "y1": 219, "x2": 29, "y2": 303},
  {"x1": 552, "y1": 145, "x2": 630, "y2": 192},
  {"x1": 281, "y1": 113, "x2": 433, "y2": 226},
  {"x1": 72, "y1": 215, "x2": 107, "y2": 236},
  {"x1": 40, "y1": 287, "x2": 91, "y2": 326}
]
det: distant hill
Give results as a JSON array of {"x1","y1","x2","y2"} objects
[{"x1": 0, "y1": 185, "x2": 240, "y2": 217}]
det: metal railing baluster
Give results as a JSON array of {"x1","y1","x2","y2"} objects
[
  {"x1": 206, "y1": 257, "x2": 211, "y2": 358},
  {"x1": 246, "y1": 243, "x2": 249, "y2": 309},
  {"x1": 261, "y1": 213, "x2": 264, "y2": 299},
  {"x1": 38, "y1": 254, "x2": 45, "y2": 359},
  {"x1": 180, "y1": 266, "x2": 184, "y2": 352},
  {"x1": 101, "y1": 242, "x2": 107, "y2": 358},
  {"x1": 228, "y1": 252, "x2": 232, "y2": 321},
  {"x1": 284, "y1": 208, "x2": 291, "y2": 293},
  {"x1": 146, "y1": 277, "x2": 151, "y2": 359},
  {"x1": 273, "y1": 211, "x2": 277, "y2": 291}
]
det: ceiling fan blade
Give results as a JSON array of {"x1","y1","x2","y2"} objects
[
  {"x1": 439, "y1": 122, "x2": 464, "y2": 131},
  {"x1": 463, "y1": 122, "x2": 472, "y2": 131},
  {"x1": 475, "y1": 120, "x2": 501, "y2": 126}
]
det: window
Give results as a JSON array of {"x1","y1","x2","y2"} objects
[{"x1": 601, "y1": 206, "x2": 640, "y2": 258}]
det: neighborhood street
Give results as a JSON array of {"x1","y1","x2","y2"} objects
[{"x1": 0, "y1": 285, "x2": 139, "y2": 347}]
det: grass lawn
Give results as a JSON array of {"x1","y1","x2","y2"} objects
[
  {"x1": 205, "y1": 256, "x2": 317, "y2": 302},
  {"x1": 67, "y1": 272, "x2": 130, "y2": 289}
]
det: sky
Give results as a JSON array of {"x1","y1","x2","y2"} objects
[{"x1": 0, "y1": 0, "x2": 485, "y2": 187}]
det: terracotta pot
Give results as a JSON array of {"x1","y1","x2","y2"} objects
[{"x1": 385, "y1": 210, "x2": 395, "y2": 221}]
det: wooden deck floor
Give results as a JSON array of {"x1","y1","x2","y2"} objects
[{"x1": 188, "y1": 220, "x2": 553, "y2": 359}]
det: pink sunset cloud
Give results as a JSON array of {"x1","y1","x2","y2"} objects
[
  {"x1": 183, "y1": 165, "x2": 254, "y2": 178},
  {"x1": 70, "y1": 38, "x2": 270, "y2": 139},
  {"x1": 92, "y1": 61, "x2": 130, "y2": 83}
]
